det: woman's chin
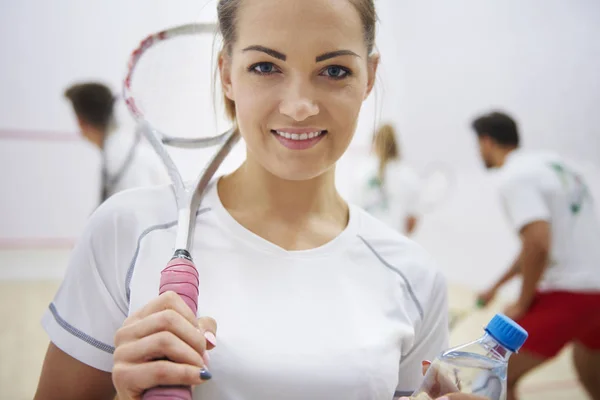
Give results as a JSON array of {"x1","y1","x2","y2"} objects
[{"x1": 263, "y1": 161, "x2": 333, "y2": 182}]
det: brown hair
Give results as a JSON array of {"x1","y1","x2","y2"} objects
[
  {"x1": 216, "y1": 0, "x2": 377, "y2": 121},
  {"x1": 373, "y1": 123, "x2": 399, "y2": 180},
  {"x1": 64, "y1": 82, "x2": 116, "y2": 132},
  {"x1": 472, "y1": 111, "x2": 520, "y2": 147}
]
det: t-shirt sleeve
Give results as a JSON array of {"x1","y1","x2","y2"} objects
[
  {"x1": 500, "y1": 174, "x2": 550, "y2": 232},
  {"x1": 41, "y1": 199, "x2": 131, "y2": 372},
  {"x1": 395, "y1": 271, "x2": 449, "y2": 397}
]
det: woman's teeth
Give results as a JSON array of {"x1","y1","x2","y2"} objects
[{"x1": 273, "y1": 130, "x2": 324, "y2": 141}]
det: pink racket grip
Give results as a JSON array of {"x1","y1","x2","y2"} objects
[
  {"x1": 142, "y1": 254, "x2": 200, "y2": 400},
  {"x1": 142, "y1": 387, "x2": 192, "y2": 400},
  {"x1": 158, "y1": 256, "x2": 199, "y2": 312}
]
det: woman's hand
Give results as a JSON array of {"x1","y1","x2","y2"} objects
[
  {"x1": 398, "y1": 361, "x2": 488, "y2": 400},
  {"x1": 112, "y1": 291, "x2": 217, "y2": 400}
]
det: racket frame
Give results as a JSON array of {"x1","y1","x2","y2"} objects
[{"x1": 122, "y1": 22, "x2": 240, "y2": 251}]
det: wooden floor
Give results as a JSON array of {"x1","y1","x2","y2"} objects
[{"x1": 0, "y1": 280, "x2": 588, "y2": 400}]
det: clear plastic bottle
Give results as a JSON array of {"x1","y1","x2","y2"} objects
[{"x1": 410, "y1": 313, "x2": 528, "y2": 400}]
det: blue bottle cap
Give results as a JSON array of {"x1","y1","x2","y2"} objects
[{"x1": 485, "y1": 313, "x2": 528, "y2": 352}]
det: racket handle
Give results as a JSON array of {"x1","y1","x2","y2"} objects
[
  {"x1": 142, "y1": 250, "x2": 200, "y2": 400},
  {"x1": 158, "y1": 249, "x2": 199, "y2": 312},
  {"x1": 142, "y1": 387, "x2": 192, "y2": 400}
]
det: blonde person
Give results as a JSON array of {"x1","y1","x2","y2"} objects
[
  {"x1": 358, "y1": 123, "x2": 421, "y2": 235},
  {"x1": 34, "y1": 1, "x2": 466, "y2": 399}
]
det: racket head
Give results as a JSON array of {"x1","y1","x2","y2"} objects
[
  {"x1": 122, "y1": 22, "x2": 229, "y2": 149},
  {"x1": 121, "y1": 21, "x2": 241, "y2": 250}
]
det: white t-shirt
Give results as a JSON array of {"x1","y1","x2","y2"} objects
[
  {"x1": 102, "y1": 129, "x2": 169, "y2": 199},
  {"x1": 498, "y1": 149, "x2": 600, "y2": 292},
  {"x1": 42, "y1": 178, "x2": 448, "y2": 399},
  {"x1": 356, "y1": 159, "x2": 421, "y2": 234}
]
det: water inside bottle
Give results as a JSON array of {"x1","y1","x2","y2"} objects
[{"x1": 411, "y1": 351, "x2": 506, "y2": 400}]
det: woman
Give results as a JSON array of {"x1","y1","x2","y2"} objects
[
  {"x1": 34, "y1": 1, "x2": 465, "y2": 399},
  {"x1": 358, "y1": 123, "x2": 421, "y2": 235}
]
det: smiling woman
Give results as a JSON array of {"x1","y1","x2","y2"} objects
[
  {"x1": 244, "y1": 48, "x2": 359, "y2": 150},
  {"x1": 217, "y1": 0, "x2": 378, "y2": 182},
  {"x1": 34, "y1": 1, "x2": 451, "y2": 400}
]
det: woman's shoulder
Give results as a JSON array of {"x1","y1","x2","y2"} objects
[
  {"x1": 87, "y1": 183, "x2": 178, "y2": 244},
  {"x1": 350, "y1": 204, "x2": 440, "y2": 278},
  {"x1": 350, "y1": 205, "x2": 447, "y2": 321}
]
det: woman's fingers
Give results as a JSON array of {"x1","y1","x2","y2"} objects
[
  {"x1": 116, "y1": 309, "x2": 209, "y2": 356},
  {"x1": 402, "y1": 360, "x2": 460, "y2": 399},
  {"x1": 114, "y1": 330, "x2": 206, "y2": 367},
  {"x1": 120, "y1": 291, "x2": 199, "y2": 332},
  {"x1": 112, "y1": 360, "x2": 211, "y2": 394},
  {"x1": 112, "y1": 291, "x2": 219, "y2": 399},
  {"x1": 198, "y1": 316, "x2": 217, "y2": 351},
  {"x1": 422, "y1": 360, "x2": 431, "y2": 376}
]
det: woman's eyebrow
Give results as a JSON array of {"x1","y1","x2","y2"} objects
[
  {"x1": 242, "y1": 46, "x2": 360, "y2": 62},
  {"x1": 242, "y1": 45, "x2": 286, "y2": 61},
  {"x1": 316, "y1": 50, "x2": 360, "y2": 62}
]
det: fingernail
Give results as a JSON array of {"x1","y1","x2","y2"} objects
[
  {"x1": 199, "y1": 368, "x2": 212, "y2": 380},
  {"x1": 438, "y1": 397, "x2": 450, "y2": 400},
  {"x1": 422, "y1": 360, "x2": 431, "y2": 367},
  {"x1": 204, "y1": 331, "x2": 217, "y2": 347},
  {"x1": 202, "y1": 350, "x2": 211, "y2": 367}
]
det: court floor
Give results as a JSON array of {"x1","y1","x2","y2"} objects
[{"x1": 0, "y1": 250, "x2": 589, "y2": 400}]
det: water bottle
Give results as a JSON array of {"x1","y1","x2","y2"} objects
[{"x1": 410, "y1": 313, "x2": 528, "y2": 400}]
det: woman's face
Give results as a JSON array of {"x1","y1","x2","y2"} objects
[{"x1": 220, "y1": 0, "x2": 378, "y2": 181}]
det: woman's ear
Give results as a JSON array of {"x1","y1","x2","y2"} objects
[
  {"x1": 219, "y1": 51, "x2": 234, "y2": 101},
  {"x1": 364, "y1": 52, "x2": 380, "y2": 100}
]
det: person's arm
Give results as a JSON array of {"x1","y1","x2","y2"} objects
[
  {"x1": 405, "y1": 215, "x2": 418, "y2": 235},
  {"x1": 492, "y1": 257, "x2": 521, "y2": 290},
  {"x1": 36, "y1": 196, "x2": 134, "y2": 399},
  {"x1": 513, "y1": 220, "x2": 550, "y2": 310},
  {"x1": 34, "y1": 343, "x2": 115, "y2": 400},
  {"x1": 496, "y1": 172, "x2": 551, "y2": 319},
  {"x1": 477, "y1": 254, "x2": 522, "y2": 307},
  {"x1": 397, "y1": 168, "x2": 422, "y2": 236}
]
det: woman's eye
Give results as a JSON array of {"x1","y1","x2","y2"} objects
[
  {"x1": 251, "y1": 62, "x2": 278, "y2": 74},
  {"x1": 322, "y1": 66, "x2": 350, "y2": 79}
]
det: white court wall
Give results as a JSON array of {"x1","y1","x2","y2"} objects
[{"x1": 1, "y1": 0, "x2": 599, "y2": 293}]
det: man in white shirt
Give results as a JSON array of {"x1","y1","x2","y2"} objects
[
  {"x1": 471, "y1": 111, "x2": 600, "y2": 400},
  {"x1": 64, "y1": 82, "x2": 168, "y2": 204}
]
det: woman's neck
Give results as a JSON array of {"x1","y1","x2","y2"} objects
[
  {"x1": 217, "y1": 156, "x2": 349, "y2": 251},
  {"x1": 219, "y1": 157, "x2": 347, "y2": 223}
]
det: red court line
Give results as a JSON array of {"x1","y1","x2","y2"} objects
[
  {"x1": 0, "y1": 128, "x2": 79, "y2": 142},
  {"x1": 0, "y1": 237, "x2": 76, "y2": 250}
]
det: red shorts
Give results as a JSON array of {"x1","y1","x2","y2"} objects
[{"x1": 515, "y1": 290, "x2": 600, "y2": 358}]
